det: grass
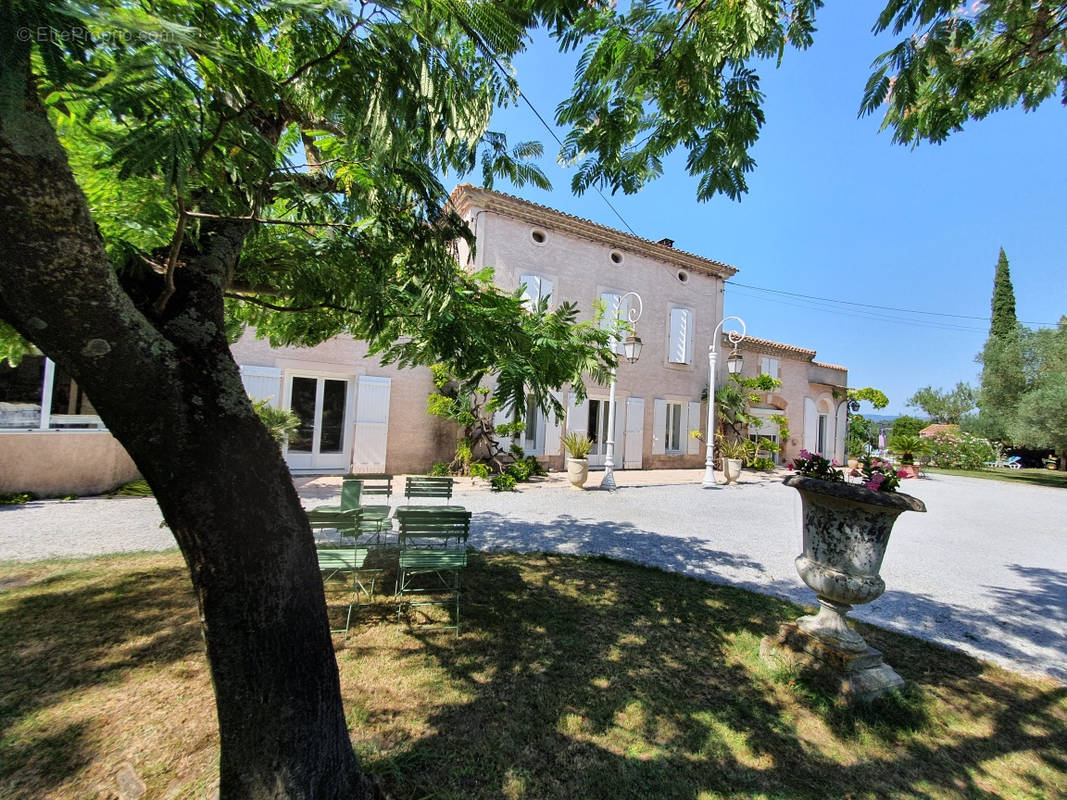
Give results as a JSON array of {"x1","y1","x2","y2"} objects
[
  {"x1": 925, "y1": 466, "x2": 1067, "y2": 489},
  {"x1": 1, "y1": 552, "x2": 1065, "y2": 800}
]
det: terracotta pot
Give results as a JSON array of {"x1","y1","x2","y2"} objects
[
  {"x1": 784, "y1": 475, "x2": 926, "y2": 652},
  {"x1": 566, "y1": 458, "x2": 589, "y2": 489},
  {"x1": 723, "y1": 458, "x2": 743, "y2": 484}
]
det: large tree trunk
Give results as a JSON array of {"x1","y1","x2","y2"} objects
[{"x1": 1, "y1": 43, "x2": 373, "y2": 800}]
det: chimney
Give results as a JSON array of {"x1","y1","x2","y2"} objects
[{"x1": 657, "y1": 237, "x2": 674, "y2": 248}]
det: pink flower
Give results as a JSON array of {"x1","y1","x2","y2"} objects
[
  {"x1": 799, "y1": 449, "x2": 812, "y2": 460},
  {"x1": 849, "y1": 469, "x2": 861, "y2": 477},
  {"x1": 897, "y1": 469, "x2": 908, "y2": 478},
  {"x1": 787, "y1": 463, "x2": 795, "y2": 471},
  {"x1": 865, "y1": 473, "x2": 885, "y2": 491},
  {"x1": 831, "y1": 459, "x2": 840, "y2": 466}
]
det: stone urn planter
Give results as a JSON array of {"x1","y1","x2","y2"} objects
[
  {"x1": 722, "y1": 458, "x2": 743, "y2": 484},
  {"x1": 762, "y1": 474, "x2": 926, "y2": 702},
  {"x1": 566, "y1": 457, "x2": 589, "y2": 489}
]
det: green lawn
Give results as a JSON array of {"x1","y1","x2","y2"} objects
[
  {"x1": 925, "y1": 466, "x2": 1067, "y2": 489},
  {"x1": 1, "y1": 552, "x2": 1065, "y2": 799}
]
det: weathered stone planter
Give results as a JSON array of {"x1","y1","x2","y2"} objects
[
  {"x1": 762, "y1": 474, "x2": 927, "y2": 703},
  {"x1": 566, "y1": 457, "x2": 589, "y2": 489},
  {"x1": 723, "y1": 458, "x2": 743, "y2": 484}
]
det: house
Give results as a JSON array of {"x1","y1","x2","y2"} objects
[
  {"x1": 729, "y1": 336, "x2": 849, "y2": 465},
  {"x1": 1, "y1": 185, "x2": 849, "y2": 492}
]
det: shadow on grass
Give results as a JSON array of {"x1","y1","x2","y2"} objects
[
  {"x1": 358, "y1": 546, "x2": 1067, "y2": 800},
  {"x1": 0, "y1": 562, "x2": 202, "y2": 794},
  {"x1": 925, "y1": 468, "x2": 1067, "y2": 490}
]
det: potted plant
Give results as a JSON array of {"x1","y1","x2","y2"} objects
[
  {"x1": 716, "y1": 435, "x2": 751, "y2": 484},
  {"x1": 562, "y1": 432, "x2": 592, "y2": 489},
  {"x1": 784, "y1": 450, "x2": 925, "y2": 642},
  {"x1": 888, "y1": 433, "x2": 925, "y2": 478}
]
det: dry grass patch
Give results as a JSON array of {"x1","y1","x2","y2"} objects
[{"x1": 1, "y1": 551, "x2": 1065, "y2": 799}]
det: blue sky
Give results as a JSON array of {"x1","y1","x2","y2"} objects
[{"x1": 480, "y1": 3, "x2": 1067, "y2": 416}]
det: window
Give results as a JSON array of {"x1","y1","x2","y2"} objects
[
  {"x1": 665, "y1": 402, "x2": 683, "y2": 452},
  {"x1": 668, "y1": 307, "x2": 693, "y2": 364},
  {"x1": 523, "y1": 395, "x2": 539, "y2": 449},
  {"x1": 817, "y1": 414, "x2": 828, "y2": 456},
  {"x1": 0, "y1": 355, "x2": 103, "y2": 430},
  {"x1": 759, "y1": 357, "x2": 779, "y2": 378},
  {"x1": 586, "y1": 399, "x2": 614, "y2": 456},
  {"x1": 519, "y1": 273, "x2": 553, "y2": 310}
]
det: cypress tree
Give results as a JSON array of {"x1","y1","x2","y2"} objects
[
  {"x1": 989, "y1": 247, "x2": 1018, "y2": 339},
  {"x1": 977, "y1": 248, "x2": 1026, "y2": 441}
]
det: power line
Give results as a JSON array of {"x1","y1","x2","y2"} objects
[{"x1": 727, "y1": 280, "x2": 1060, "y2": 327}]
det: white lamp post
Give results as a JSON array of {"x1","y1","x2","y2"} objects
[
  {"x1": 702, "y1": 315, "x2": 746, "y2": 487},
  {"x1": 601, "y1": 291, "x2": 643, "y2": 491}
]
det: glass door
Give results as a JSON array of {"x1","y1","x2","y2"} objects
[
  {"x1": 285, "y1": 375, "x2": 352, "y2": 471},
  {"x1": 587, "y1": 399, "x2": 615, "y2": 467}
]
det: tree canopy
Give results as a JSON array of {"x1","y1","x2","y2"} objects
[{"x1": 907, "y1": 382, "x2": 978, "y2": 424}]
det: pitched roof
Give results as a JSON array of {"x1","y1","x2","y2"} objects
[
  {"x1": 449, "y1": 184, "x2": 738, "y2": 280},
  {"x1": 920, "y1": 423, "x2": 960, "y2": 438},
  {"x1": 735, "y1": 335, "x2": 816, "y2": 359}
]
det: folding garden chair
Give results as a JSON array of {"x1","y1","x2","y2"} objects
[
  {"x1": 404, "y1": 476, "x2": 454, "y2": 503},
  {"x1": 394, "y1": 509, "x2": 471, "y2": 635}
]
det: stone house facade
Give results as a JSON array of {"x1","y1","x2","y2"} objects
[{"x1": 1, "y1": 185, "x2": 848, "y2": 492}]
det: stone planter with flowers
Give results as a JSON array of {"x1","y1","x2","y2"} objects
[{"x1": 761, "y1": 450, "x2": 927, "y2": 703}]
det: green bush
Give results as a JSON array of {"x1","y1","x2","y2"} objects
[
  {"x1": 750, "y1": 457, "x2": 776, "y2": 471},
  {"x1": 490, "y1": 473, "x2": 517, "y2": 492},
  {"x1": 469, "y1": 463, "x2": 490, "y2": 480},
  {"x1": 524, "y1": 455, "x2": 547, "y2": 478},
  {"x1": 924, "y1": 432, "x2": 997, "y2": 470},
  {"x1": 507, "y1": 460, "x2": 533, "y2": 482},
  {"x1": 1, "y1": 492, "x2": 35, "y2": 505},
  {"x1": 429, "y1": 462, "x2": 450, "y2": 477}
]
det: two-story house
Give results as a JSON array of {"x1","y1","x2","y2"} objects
[{"x1": 0, "y1": 185, "x2": 848, "y2": 493}]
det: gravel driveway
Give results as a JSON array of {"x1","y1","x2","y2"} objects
[{"x1": 2, "y1": 470, "x2": 1064, "y2": 683}]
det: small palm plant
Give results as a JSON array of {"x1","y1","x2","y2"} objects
[
  {"x1": 563, "y1": 431, "x2": 592, "y2": 460},
  {"x1": 888, "y1": 434, "x2": 926, "y2": 466}
]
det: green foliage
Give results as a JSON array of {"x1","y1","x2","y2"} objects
[
  {"x1": 976, "y1": 249, "x2": 1027, "y2": 441},
  {"x1": 251, "y1": 399, "x2": 300, "y2": 446},
  {"x1": 888, "y1": 434, "x2": 927, "y2": 465},
  {"x1": 750, "y1": 456, "x2": 776, "y2": 471},
  {"x1": 906, "y1": 383, "x2": 977, "y2": 425},
  {"x1": 861, "y1": 1, "x2": 1067, "y2": 145},
  {"x1": 468, "y1": 463, "x2": 490, "y2": 481},
  {"x1": 716, "y1": 435, "x2": 753, "y2": 462},
  {"x1": 1007, "y1": 319, "x2": 1067, "y2": 459},
  {"x1": 847, "y1": 414, "x2": 875, "y2": 457},
  {"x1": 924, "y1": 432, "x2": 998, "y2": 471},
  {"x1": 715, "y1": 372, "x2": 784, "y2": 440},
  {"x1": 891, "y1": 415, "x2": 928, "y2": 439},
  {"x1": 112, "y1": 480, "x2": 153, "y2": 497},
  {"x1": 0, "y1": 492, "x2": 35, "y2": 505},
  {"x1": 429, "y1": 462, "x2": 451, "y2": 477},
  {"x1": 489, "y1": 473, "x2": 517, "y2": 492},
  {"x1": 848, "y1": 387, "x2": 889, "y2": 409},
  {"x1": 990, "y1": 248, "x2": 1019, "y2": 339},
  {"x1": 506, "y1": 460, "x2": 533, "y2": 482},
  {"x1": 563, "y1": 432, "x2": 592, "y2": 459}
]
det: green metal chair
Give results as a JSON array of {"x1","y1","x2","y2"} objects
[
  {"x1": 345, "y1": 474, "x2": 394, "y2": 537},
  {"x1": 394, "y1": 509, "x2": 471, "y2": 636},
  {"x1": 403, "y1": 476, "x2": 454, "y2": 503},
  {"x1": 308, "y1": 507, "x2": 381, "y2": 637},
  {"x1": 312, "y1": 477, "x2": 363, "y2": 514}
]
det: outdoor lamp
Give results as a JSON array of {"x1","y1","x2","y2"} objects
[
  {"x1": 726, "y1": 347, "x2": 743, "y2": 375},
  {"x1": 622, "y1": 334, "x2": 642, "y2": 364}
]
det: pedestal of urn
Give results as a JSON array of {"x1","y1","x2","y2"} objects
[{"x1": 763, "y1": 475, "x2": 926, "y2": 703}]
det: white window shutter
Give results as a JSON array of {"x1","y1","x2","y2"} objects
[
  {"x1": 543, "y1": 391, "x2": 563, "y2": 456},
  {"x1": 835, "y1": 401, "x2": 848, "y2": 463},
  {"x1": 652, "y1": 398, "x2": 667, "y2": 455},
  {"x1": 539, "y1": 277, "x2": 554, "y2": 308},
  {"x1": 239, "y1": 365, "x2": 282, "y2": 405},
  {"x1": 352, "y1": 376, "x2": 391, "y2": 473},
  {"x1": 669, "y1": 308, "x2": 690, "y2": 364},
  {"x1": 687, "y1": 401, "x2": 703, "y2": 455},
  {"x1": 566, "y1": 393, "x2": 588, "y2": 437},
  {"x1": 760, "y1": 357, "x2": 778, "y2": 378},
  {"x1": 803, "y1": 397, "x2": 818, "y2": 453},
  {"x1": 519, "y1": 274, "x2": 540, "y2": 309}
]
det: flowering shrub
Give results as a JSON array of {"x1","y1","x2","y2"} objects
[
  {"x1": 788, "y1": 450, "x2": 844, "y2": 483},
  {"x1": 924, "y1": 432, "x2": 996, "y2": 470},
  {"x1": 849, "y1": 455, "x2": 907, "y2": 493},
  {"x1": 789, "y1": 450, "x2": 907, "y2": 493}
]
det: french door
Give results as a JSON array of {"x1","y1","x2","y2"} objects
[{"x1": 284, "y1": 374, "x2": 353, "y2": 471}]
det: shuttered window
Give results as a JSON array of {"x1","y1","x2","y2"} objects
[
  {"x1": 759, "y1": 357, "x2": 779, "y2": 378},
  {"x1": 520, "y1": 274, "x2": 553, "y2": 310},
  {"x1": 668, "y1": 307, "x2": 693, "y2": 364}
]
